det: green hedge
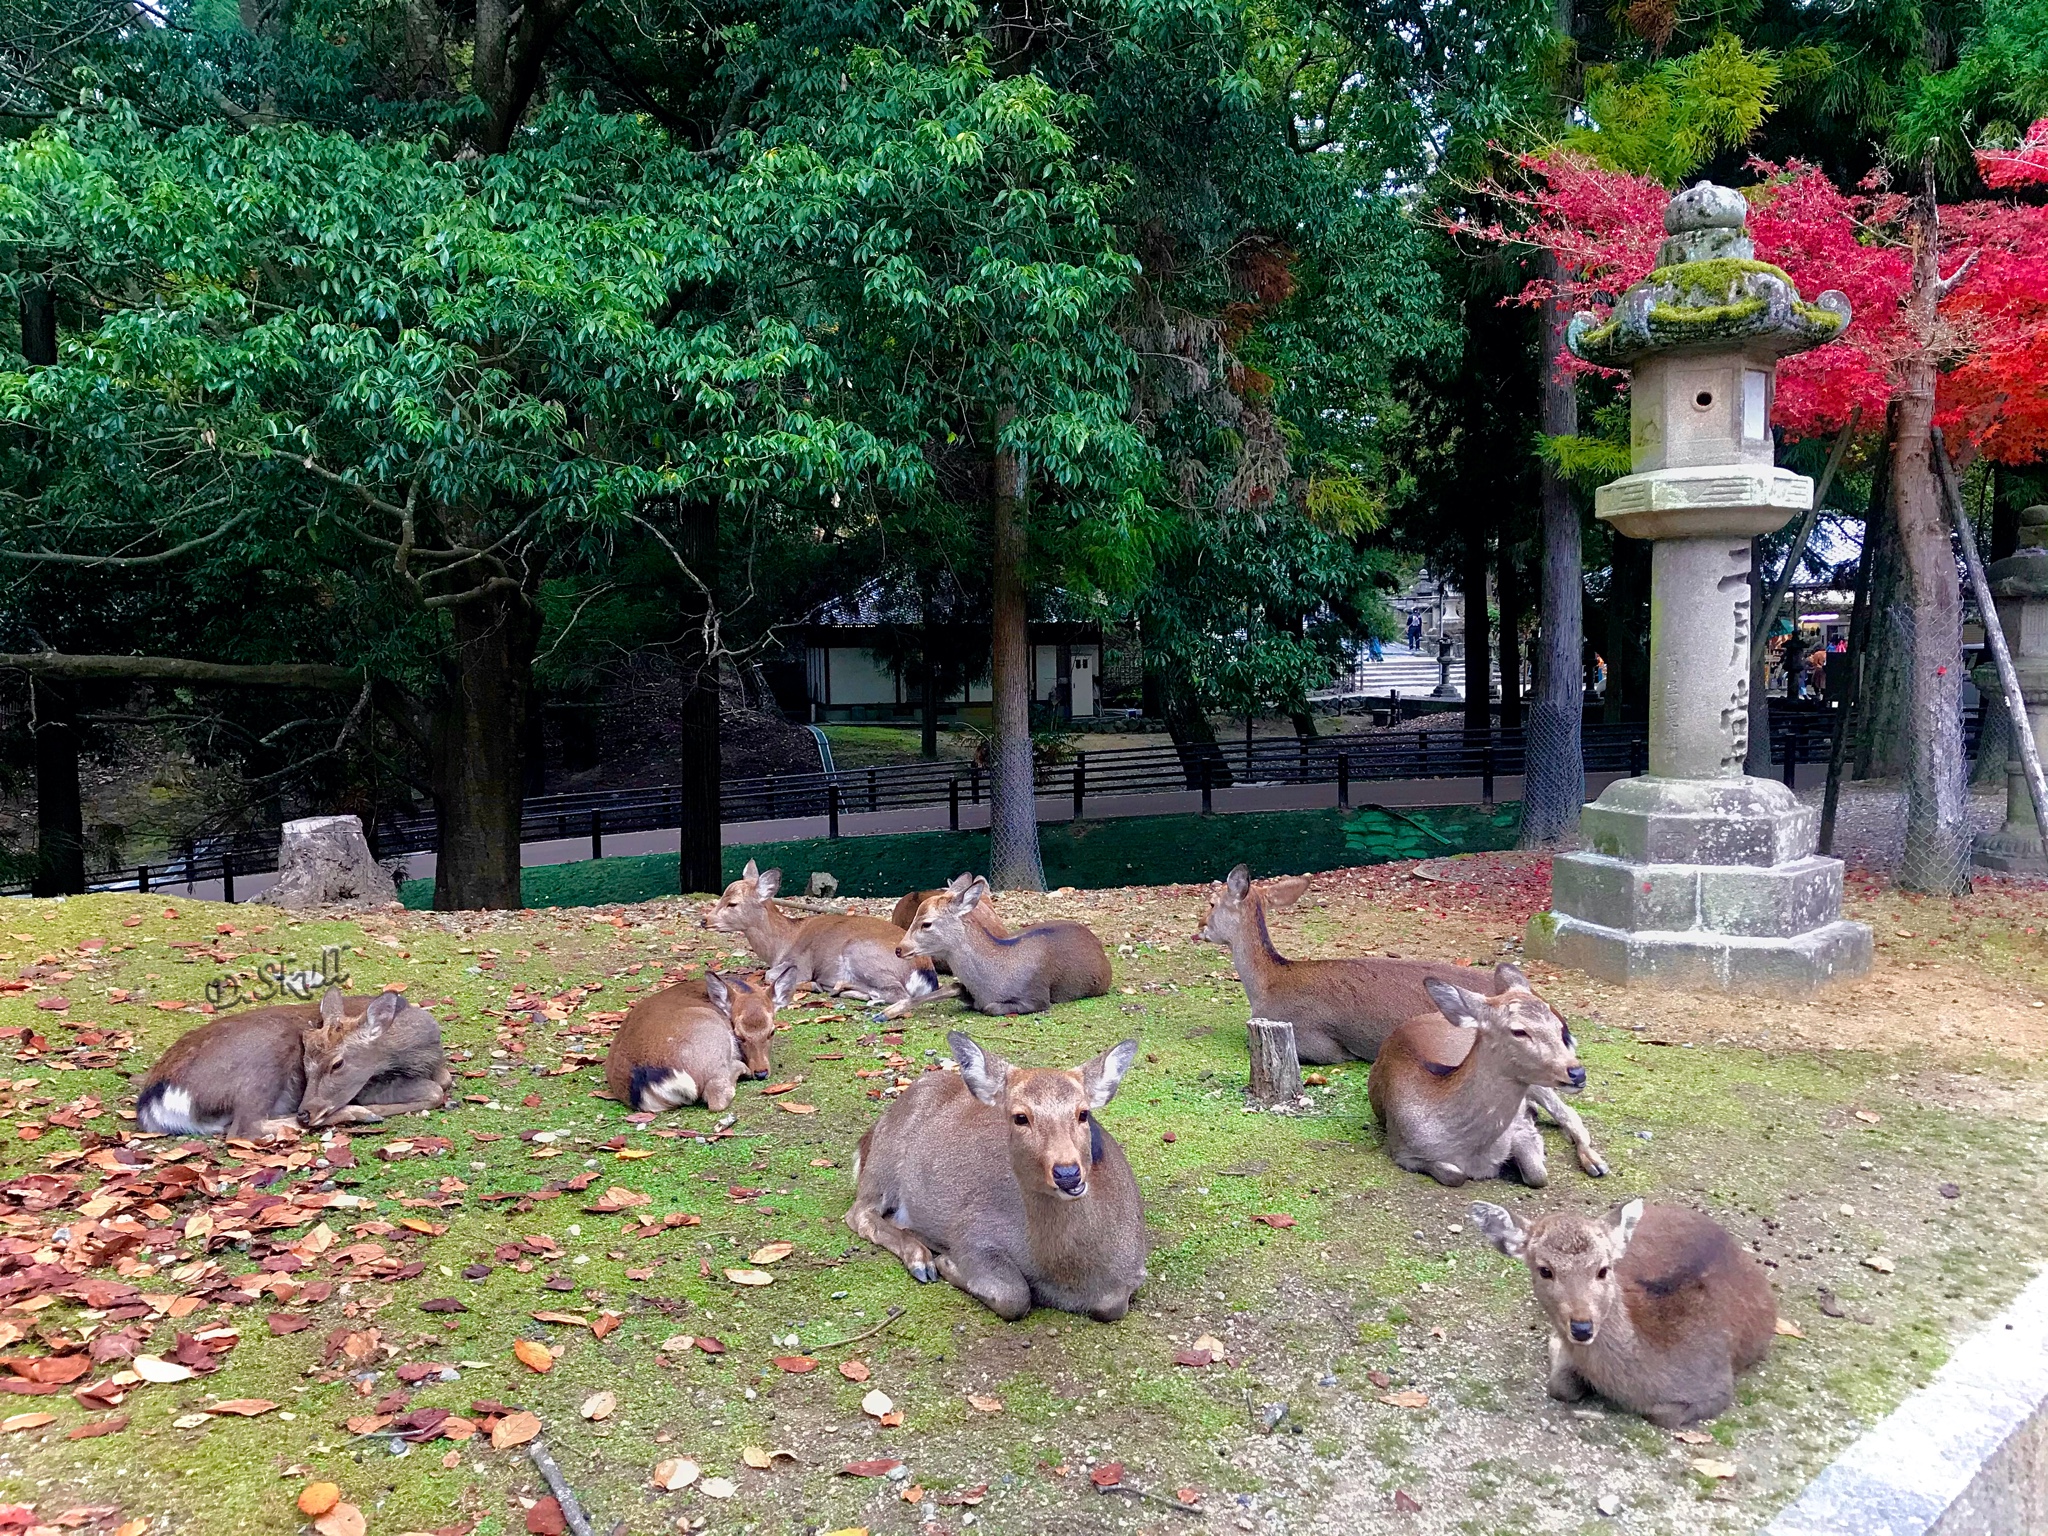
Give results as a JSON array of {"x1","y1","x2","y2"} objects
[{"x1": 397, "y1": 802, "x2": 1524, "y2": 909}]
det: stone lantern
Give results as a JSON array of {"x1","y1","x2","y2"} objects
[
  {"x1": 1973, "y1": 504, "x2": 2048, "y2": 875},
  {"x1": 1526, "y1": 183, "x2": 1873, "y2": 992}
]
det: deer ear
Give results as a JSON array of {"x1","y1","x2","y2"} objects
[
  {"x1": 756, "y1": 866, "x2": 783, "y2": 898},
  {"x1": 361, "y1": 991, "x2": 404, "y2": 1036},
  {"x1": 1265, "y1": 875, "x2": 1311, "y2": 909},
  {"x1": 956, "y1": 877, "x2": 990, "y2": 913},
  {"x1": 1224, "y1": 864, "x2": 1252, "y2": 899},
  {"x1": 319, "y1": 987, "x2": 347, "y2": 1025},
  {"x1": 703, "y1": 969, "x2": 731, "y2": 1014},
  {"x1": 1471, "y1": 1202, "x2": 1527, "y2": 1258},
  {"x1": 1493, "y1": 962, "x2": 1529, "y2": 991},
  {"x1": 742, "y1": 859, "x2": 760, "y2": 881},
  {"x1": 1081, "y1": 1039, "x2": 1139, "y2": 1109},
  {"x1": 765, "y1": 961, "x2": 801, "y2": 1009},
  {"x1": 949, "y1": 1031, "x2": 1008, "y2": 1105},
  {"x1": 1424, "y1": 977, "x2": 1487, "y2": 1028},
  {"x1": 947, "y1": 872, "x2": 977, "y2": 894},
  {"x1": 1608, "y1": 1198, "x2": 1645, "y2": 1254}
]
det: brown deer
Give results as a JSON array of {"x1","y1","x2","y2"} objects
[
  {"x1": 1194, "y1": 864, "x2": 1523, "y2": 1062},
  {"x1": 1471, "y1": 1198, "x2": 1776, "y2": 1427},
  {"x1": 1367, "y1": 974, "x2": 1607, "y2": 1187},
  {"x1": 706, "y1": 860, "x2": 946, "y2": 1018},
  {"x1": 297, "y1": 989, "x2": 451, "y2": 1129},
  {"x1": 135, "y1": 999, "x2": 335, "y2": 1139},
  {"x1": 889, "y1": 887, "x2": 1010, "y2": 976},
  {"x1": 897, "y1": 875, "x2": 1112, "y2": 1015},
  {"x1": 846, "y1": 1030, "x2": 1146, "y2": 1321},
  {"x1": 603, "y1": 970, "x2": 776, "y2": 1113}
]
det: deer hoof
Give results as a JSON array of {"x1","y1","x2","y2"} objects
[
  {"x1": 1581, "y1": 1153, "x2": 1609, "y2": 1178},
  {"x1": 908, "y1": 1260, "x2": 938, "y2": 1283}
]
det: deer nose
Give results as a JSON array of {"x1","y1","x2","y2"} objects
[
  {"x1": 1566, "y1": 1065, "x2": 1587, "y2": 1089},
  {"x1": 1569, "y1": 1320, "x2": 1594, "y2": 1342},
  {"x1": 1051, "y1": 1163, "x2": 1084, "y2": 1193}
]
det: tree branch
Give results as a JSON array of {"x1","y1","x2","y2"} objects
[
  {"x1": 0, "y1": 510, "x2": 253, "y2": 568},
  {"x1": 0, "y1": 653, "x2": 361, "y2": 689}
]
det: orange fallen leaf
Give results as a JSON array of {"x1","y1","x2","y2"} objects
[
  {"x1": 0, "y1": 1412, "x2": 55, "y2": 1433},
  {"x1": 723, "y1": 1268, "x2": 774, "y2": 1287},
  {"x1": 513, "y1": 1339, "x2": 554, "y2": 1373},
  {"x1": 490, "y1": 1410, "x2": 542, "y2": 1449},
  {"x1": 1379, "y1": 1390, "x2": 1430, "y2": 1409},
  {"x1": 748, "y1": 1242, "x2": 795, "y2": 1265},
  {"x1": 651, "y1": 1457, "x2": 699, "y2": 1490},
  {"x1": 839, "y1": 1359, "x2": 870, "y2": 1381},
  {"x1": 591, "y1": 1311, "x2": 622, "y2": 1341},
  {"x1": 1090, "y1": 1463, "x2": 1124, "y2": 1488},
  {"x1": 773, "y1": 1356, "x2": 818, "y2": 1374},
  {"x1": 313, "y1": 1504, "x2": 367, "y2": 1536},
  {"x1": 966, "y1": 1394, "x2": 1003, "y2": 1413},
  {"x1": 578, "y1": 1390, "x2": 615, "y2": 1421},
  {"x1": 1250, "y1": 1213, "x2": 1296, "y2": 1229},
  {"x1": 204, "y1": 1399, "x2": 279, "y2": 1417},
  {"x1": 775, "y1": 1101, "x2": 818, "y2": 1115},
  {"x1": 1774, "y1": 1317, "x2": 1806, "y2": 1339}
]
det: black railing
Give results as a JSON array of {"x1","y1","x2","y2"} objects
[{"x1": 5, "y1": 702, "x2": 1952, "y2": 899}]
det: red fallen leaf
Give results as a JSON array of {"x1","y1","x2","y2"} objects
[
  {"x1": 419, "y1": 1298, "x2": 468, "y2": 1314},
  {"x1": 1090, "y1": 1463, "x2": 1125, "y2": 1488},
  {"x1": 1250, "y1": 1213, "x2": 1296, "y2": 1229},
  {"x1": 526, "y1": 1498, "x2": 566, "y2": 1535},
  {"x1": 1394, "y1": 1489, "x2": 1422, "y2": 1513},
  {"x1": 268, "y1": 1315, "x2": 314, "y2": 1335},
  {"x1": 34, "y1": 997, "x2": 68, "y2": 1011},
  {"x1": 521, "y1": 1094, "x2": 542, "y2": 1109},
  {"x1": 590, "y1": 1312, "x2": 621, "y2": 1341},
  {"x1": 773, "y1": 1356, "x2": 818, "y2": 1374},
  {"x1": 67, "y1": 1415, "x2": 127, "y2": 1439},
  {"x1": 1171, "y1": 1349, "x2": 1214, "y2": 1368},
  {"x1": 3, "y1": 1355, "x2": 91, "y2": 1385},
  {"x1": 693, "y1": 1336, "x2": 725, "y2": 1355},
  {"x1": 841, "y1": 1459, "x2": 904, "y2": 1478}
]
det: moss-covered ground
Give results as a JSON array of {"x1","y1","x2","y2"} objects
[{"x1": 2, "y1": 857, "x2": 2046, "y2": 1535}]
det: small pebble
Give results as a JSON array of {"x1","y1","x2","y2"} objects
[
  {"x1": 1597, "y1": 1493, "x2": 1623, "y2": 1517},
  {"x1": 1939, "y1": 1182, "x2": 1961, "y2": 1199}
]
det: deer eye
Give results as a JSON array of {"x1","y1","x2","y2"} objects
[
  {"x1": 1077, "y1": 1109, "x2": 1090, "y2": 1123},
  {"x1": 329, "y1": 1058, "x2": 344, "y2": 1072},
  {"x1": 1536, "y1": 1264, "x2": 1554, "y2": 1280},
  {"x1": 1509, "y1": 1028, "x2": 1530, "y2": 1039},
  {"x1": 1012, "y1": 1112, "x2": 1029, "y2": 1126},
  {"x1": 1596, "y1": 1266, "x2": 1610, "y2": 1280}
]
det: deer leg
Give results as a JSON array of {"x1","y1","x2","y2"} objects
[
  {"x1": 1527, "y1": 1087, "x2": 1608, "y2": 1178},
  {"x1": 935, "y1": 1249, "x2": 1032, "y2": 1321},
  {"x1": 845, "y1": 1199, "x2": 938, "y2": 1284},
  {"x1": 1507, "y1": 1113, "x2": 1550, "y2": 1188},
  {"x1": 354, "y1": 1078, "x2": 450, "y2": 1116},
  {"x1": 1410, "y1": 1158, "x2": 1472, "y2": 1187},
  {"x1": 310, "y1": 1104, "x2": 388, "y2": 1127},
  {"x1": 1544, "y1": 1336, "x2": 1589, "y2": 1402}
]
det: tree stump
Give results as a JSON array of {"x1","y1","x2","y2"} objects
[{"x1": 1246, "y1": 1018, "x2": 1303, "y2": 1107}]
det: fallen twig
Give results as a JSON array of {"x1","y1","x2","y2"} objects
[
  {"x1": 1097, "y1": 1481, "x2": 1204, "y2": 1514},
  {"x1": 806, "y1": 1304, "x2": 905, "y2": 1351},
  {"x1": 528, "y1": 1437, "x2": 598, "y2": 1536}
]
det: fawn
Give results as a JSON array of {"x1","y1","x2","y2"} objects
[
  {"x1": 706, "y1": 860, "x2": 947, "y2": 1018},
  {"x1": 603, "y1": 970, "x2": 776, "y2": 1112},
  {"x1": 297, "y1": 989, "x2": 451, "y2": 1128},
  {"x1": 890, "y1": 886, "x2": 1009, "y2": 975},
  {"x1": 896, "y1": 874, "x2": 1111, "y2": 1014},
  {"x1": 1367, "y1": 973, "x2": 1607, "y2": 1186},
  {"x1": 1472, "y1": 1198, "x2": 1776, "y2": 1427},
  {"x1": 1194, "y1": 864, "x2": 1520, "y2": 1062},
  {"x1": 847, "y1": 1030, "x2": 1146, "y2": 1321}
]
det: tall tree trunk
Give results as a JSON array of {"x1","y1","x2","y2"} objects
[
  {"x1": 30, "y1": 680, "x2": 85, "y2": 897},
  {"x1": 1745, "y1": 542, "x2": 1775, "y2": 776},
  {"x1": 675, "y1": 500, "x2": 722, "y2": 896},
  {"x1": 1892, "y1": 184, "x2": 1971, "y2": 895},
  {"x1": 1855, "y1": 408, "x2": 1908, "y2": 779},
  {"x1": 1151, "y1": 661, "x2": 1232, "y2": 788},
  {"x1": 1462, "y1": 531, "x2": 1492, "y2": 731},
  {"x1": 1498, "y1": 549, "x2": 1524, "y2": 731},
  {"x1": 430, "y1": 593, "x2": 537, "y2": 910},
  {"x1": 1520, "y1": 251, "x2": 1585, "y2": 848},
  {"x1": 987, "y1": 431, "x2": 1044, "y2": 891}
]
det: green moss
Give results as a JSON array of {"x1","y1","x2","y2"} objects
[
  {"x1": 1647, "y1": 295, "x2": 1768, "y2": 330},
  {"x1": 1645, "y1": 255, "x2": 1795, "y2": 289}
]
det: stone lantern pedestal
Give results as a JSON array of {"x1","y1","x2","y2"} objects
[
  {"x1": 1973, "y1": 505, "x2": 2048, "y2": 876},
  {"x1": 1525, "y1": 183, "x2": 1872, "y2": 994}
]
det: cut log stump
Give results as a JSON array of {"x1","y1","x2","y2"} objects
[{"x1": 1246, "y1": 1018, "x2": 1303, "y2": 1107}]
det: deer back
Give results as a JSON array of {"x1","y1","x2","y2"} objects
[
  {"x1": 605, "y1": 977, "x2": 749, "y2": 1113},
  {"x1": 299, "y1": 989, "x2": 445, "y2": 1126},
  {"x1": 136, "y1": 1000, "x2": 335, "y2": 1136},
  {"x1": 1617, "y1": 1206, "x2": 1777, "y2": 1373}
]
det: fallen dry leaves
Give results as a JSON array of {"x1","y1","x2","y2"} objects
[
  {"x1": 490, "y1": 1410, "x2": 542, "y2": 1449},
  {"x1": 651, "y1": 1458, "x2": 700, "y2": 1491},
  {"x1": 297, "y1": 1483, "x2": 341, "y2": 1517},
  {"x1": 838, "y1": 1359, "x2": 870, "y2": 1382},
  {"x1": 578, "y1": 1391, "x2": 615, "y2": 1421},
  {"x1": 312, "y1": 1505, "x2": 367, "y2": 1536},
  {"x1": 512, "y1": 1339, "x2": 554, "y2": 1373}
]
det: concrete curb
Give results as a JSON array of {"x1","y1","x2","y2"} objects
[{"x1": 1764, "y1": 1267, "x2": 2048, "y2": 1535}]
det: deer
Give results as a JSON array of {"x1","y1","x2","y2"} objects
[
  {"x1": 846, "y1": 1030, "x2": 1146, "y2": 1322},
  {"x1": 297, "y1": 988, "x2": 452, "y2": 1129},
  {"x1": 1194, "y1": 864, "x2": 1526, "y2": 1063},
  {"x1": 1470, "y1": 1198, "x2": 1777, "y2": 1427},
  {"x1": 889, "y1": 886, "x2": 1009, "y2": 975},
  {"x1": 896, "y1": 874, "x2": 1112, "y2": 1015},
  {"x1": 603, "y1": 970, "x2": 777, "y2": 1113},
  {"x1": 1366, "y1": 973, "x2": 1607, "y2": 1187},
  {"x1": 706, "y1": 860, "x2": 947, "y2": 1019},
  {"x1": 135, "y1": 999, "x2": 335, "y2": 1140}
]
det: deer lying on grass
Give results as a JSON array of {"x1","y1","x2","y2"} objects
[
  {"x1": 137, "y1": 990, "x2": 446, "y2": 1137},
  {"x1": 890, "y1": 886, "x2": 1009, "y2": 975},
  {"x1": 706, "y1": 860, "x2": 946, "y2": 1019},
  {"x1": 846, "y1": 1030, "x2": 1146, "y2": 1321},
  {"x1": 603, "y1": 970, "x2": 776, "y2": 1113},
  {"x1": 897, "y1": 875, "x2": 1112, "y2": 1015},
  {"x1": 1471, "y1": 1198, "x2": 1776, "y2": 1427},
  {"x1": 1367, "y1": 974, "x2": 1607, "y2": 1187},
  {"x1": 1194, "y1": 864, "x2": 1523, "y2": 1062},
  {"x1": 296, "y1": 989, "x2": 452, "y2": 1128}
]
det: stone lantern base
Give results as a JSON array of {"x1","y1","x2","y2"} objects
[{"x1": 1527, "y1": 776, "x2": 1872, "y2": 995}]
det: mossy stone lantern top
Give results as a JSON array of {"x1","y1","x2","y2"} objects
[{"x1": 1569, "y1": 182, "x2": 1852, "y2": 534}]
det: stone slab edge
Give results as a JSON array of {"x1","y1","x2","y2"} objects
[{"x1": 1763, "y1": 1265, "x2": 2048, "y2": 1536}]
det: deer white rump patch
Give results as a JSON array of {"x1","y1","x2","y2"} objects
[
  {"x1": 634, "y1": 1067, "x2": 700, "y2": 1112},
  {"x1": 138, "y1": 1084, "x2": 218, "y2": 1136}
]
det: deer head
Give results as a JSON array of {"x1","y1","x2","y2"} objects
[
  {"x1": 895, "y1": 873, "x2": 982, "y2": 960},
  {"x1": 949, "y1": 1030, "x2": 1138, "y2": 1200},
  {"x1": 299, "y1": 989, "x2": 409, "y2": 1127},
  {"x1": 706, "y1": 859, "x2": 780, "y2": 934},
  {"x1": 1473, "y1": 1199, "x2": 1643, "y2": 1344},
  {"x1": 1423, "y1": 969, "x2": 1586, "y2": 1091},
  {"x1": 705, "y1": 969, "x2": 777, "y2": 1078},
  {"x1": 1193, "y1": 864, "x2": 1309, "y2": 945}
]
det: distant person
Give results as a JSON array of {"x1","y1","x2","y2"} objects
[
  {"x1": 1407, "y1": 612, "x2": 1422, "y2": 652},
  {"x1": 1368, "y1": 634, "x2": 1384, "y2": 663}
]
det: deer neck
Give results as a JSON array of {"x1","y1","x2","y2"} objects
[
  {"x1": 1227, "y1": 903, "x2": 1288, "y2": 1007},
  {"x1": 1018, "y1": 1177, "x2": 1114, "y2": 1281},
  {"x1": 739, "y1": 901, "x2": 804, "y2": 964}
]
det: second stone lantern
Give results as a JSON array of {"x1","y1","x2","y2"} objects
[{"x1": 1526, "y1": 182, "x2": 1873, "y2": 993}]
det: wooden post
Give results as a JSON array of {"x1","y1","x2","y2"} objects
[{"x1": 1246, "y1": 1018, "x2": 1303, "y2": 1107}]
